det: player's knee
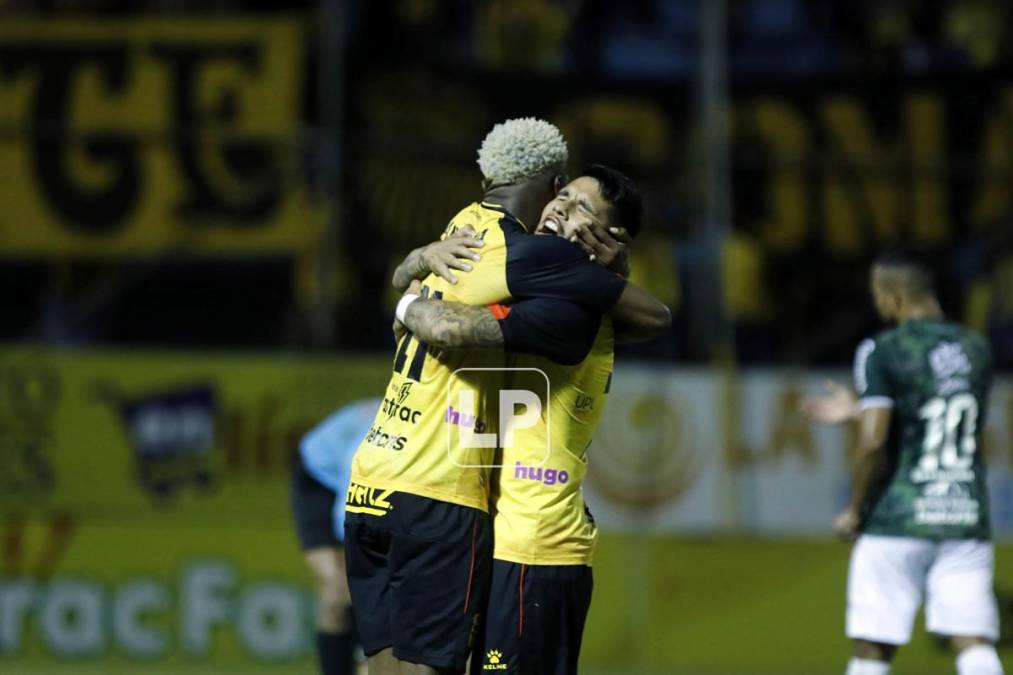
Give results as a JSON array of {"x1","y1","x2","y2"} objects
[
  {"x1": 304, "y1": 553, "x2": 349, "y2": 598},
  {"x1": 313, "y1": 565, "x2": 347, "y2": 594},
  {"x1": 304, "y1": 556, "x2": 351, "y2": 631},
  {"x1": 955, "y1": 642, "x2": 1003, "y2": 675},
  {"x1": 852, "y1": 639, "x2": 897, "y2": 662},
  {"x1": 319, "y1": 583, "x2": 351, "y2": 610},
  {"x1": 951, "y1": 635, "x2": 993, "y2": 653},
  {"x1": 317, "y1": 583, "x2": 352, "y2": 626}
]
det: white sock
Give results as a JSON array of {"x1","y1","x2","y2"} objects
[
  {"x1": 957, "y1": 644, "x2": 1004, "y2": 675},
  {"x1": 845, "y1": 658, "x2": 891, "y2": 675}
]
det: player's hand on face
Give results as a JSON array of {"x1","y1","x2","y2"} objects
[
  {"x1": 833, "y1": 508, "x2": 860, "y2": 541},
  {"x1": 604, "y1": 226, "x2": 632, "y2": 277},
  {"x1": 420, "y1": 231, "x2": 484, "y2": 285},
  {"x1": 801, "y1": 380, "x2": 858, "y2": 425},
  {"x1": 568, "y1": 224, "x2": 631, "y2": 277}
]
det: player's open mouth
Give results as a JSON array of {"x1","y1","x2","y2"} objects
[{"x1": 540, "y1": 217, "x2": 560, "y2": 233}]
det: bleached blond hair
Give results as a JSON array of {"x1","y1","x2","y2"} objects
[{"x1": 476, "y1": 117, "x2": 568, "y2": 186}]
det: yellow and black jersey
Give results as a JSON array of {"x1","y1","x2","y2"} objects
[
  {"x1": 490, "y1": 299, "x2": 614, "y2": 566},
  {"x1": 348, "y1": 202, "x2": 626, "y2": 513}
]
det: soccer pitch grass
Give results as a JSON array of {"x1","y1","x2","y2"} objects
[
  {"x1": 585, "y1": 535, "x2": 1013, "y2": 675},
  {"x1": 9, "y1": 536, "x2": 1013, "y2": 674}
]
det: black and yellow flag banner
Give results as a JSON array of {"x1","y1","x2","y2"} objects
[{"x1": 0, "y1": 19, "x2": 322, "y2": 257}]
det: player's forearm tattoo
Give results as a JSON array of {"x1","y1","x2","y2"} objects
[
  {"x1": 403, "y1": 299, "x2": 503, "y2": 349},
  {"x1": 392, "y1": 247, "x2": 428, "y2": 291}
]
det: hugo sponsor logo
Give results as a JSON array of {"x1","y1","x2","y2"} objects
[
  {"x1": 513, "y1": 461, "x2": 569, "y2": 486},
  {"x1": 444, "y1": 405, "x2": 487, "y2": 433},
  {"x1": 345, "y1": 481, "x2": 394, "y2": 516}
]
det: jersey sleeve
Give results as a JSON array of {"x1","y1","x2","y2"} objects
[
  {"x1": 494, "y1": 298, "x2": 602, "y2": 366},
  {"x1": 853, "y1": 338, "x2": 894, "y2": 410},
  {"x1": 504, "y1": 234, "x2": 628, "y2": 313}
]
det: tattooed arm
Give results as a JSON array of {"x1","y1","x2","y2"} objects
[{"x1": 402, "y1": 299, "x2": 503, "y2": 349}]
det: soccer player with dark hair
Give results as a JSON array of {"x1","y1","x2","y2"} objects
[
  {"x1": 397, "y1": 165, "x2": 653, "y2": 674},
  {"x1": 343, "y1": 120, "x2": 669, "y2": 675},
  {"x1": 803, "y1": 251, "x2": 1003, "y2": 675}
]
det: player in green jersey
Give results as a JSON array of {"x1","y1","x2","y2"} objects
[{"x1": 804, "y1": 251, "x2": 1002, "y2": 675}]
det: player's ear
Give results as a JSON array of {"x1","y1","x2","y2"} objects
[
  {"x1": 552, "y1": 173, "x2": 566, "y2": 194},
  {"x1": 885, "y1": 288, "x2": 904, "y2": 319}
]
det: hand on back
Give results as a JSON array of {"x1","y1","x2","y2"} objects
[{"x1": 419, "y1": 225, "x2": 485, "y2": 285}]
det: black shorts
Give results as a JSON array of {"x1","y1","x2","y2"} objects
[
  {"x1": 344, "y1": 489, "x2": 491, "y2": 673},
  {"x1": 290, "y1": 456, "x2": 340, "y2": 551},
  {"x1": 474, "y1": 560, "x2": 593, "y2": 675}
]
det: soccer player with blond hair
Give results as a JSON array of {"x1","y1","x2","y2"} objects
[
  {"x1": 399, "y1": 164, "x2": 656, "y2": 675},
  {"x1": 343, "y1": 118, "x2": 668, "y2": 675}
]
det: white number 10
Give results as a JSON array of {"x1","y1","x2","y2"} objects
[{"x1": 918, "y1": 394, "x2": 979, "y2": 472}]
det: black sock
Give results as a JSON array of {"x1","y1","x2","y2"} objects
[{"x1": 316, "y1": 630, "x2": 354, "y2": 675}]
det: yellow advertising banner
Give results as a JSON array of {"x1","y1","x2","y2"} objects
[
  {"x1": 0, "y1": 347, "x2": 391, "y2": 671},
  {"x1": 0, "y1": 19, "x2": 323, "y2": 258},
  {"x1": 3, "y1": 350, "x2": 1013, "y2": 674}
]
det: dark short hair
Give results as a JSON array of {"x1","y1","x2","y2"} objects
[
  {"x1": 874, "y1": 249, "x2": 935, "y2": 295},
  {"x1": 581, "y1": 164, "x2": 643, "y2": 238}
]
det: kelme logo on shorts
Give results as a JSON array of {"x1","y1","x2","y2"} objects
[{"x1": 483, "y1": 649, "x2": 507, "y2": 670}]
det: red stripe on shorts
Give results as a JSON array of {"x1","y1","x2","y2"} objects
[
  {"x1": 463, "y1": 520, "x2": 478, "y2": 613},
  {"x1": 518, "y1": 564, "x2": 526, "y2": 637}
]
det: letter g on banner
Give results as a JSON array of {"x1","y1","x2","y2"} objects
[{"x1": 1, "y1": 44, "x2": 141, "y2": 234}]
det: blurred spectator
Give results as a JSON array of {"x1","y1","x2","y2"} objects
[{"x1": 944, "y1": 0, "x2": 1009, "y2": 69}]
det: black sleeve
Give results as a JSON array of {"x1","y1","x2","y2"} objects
[
  {"x1": 504, "y1": 234, "x2": 628, "y2": 312},
  {"x1": 496, "y1": 297, "x2": 603, "y2": 366}
]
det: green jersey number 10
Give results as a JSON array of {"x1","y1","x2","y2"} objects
[{"x1": 917, "y1": 393, "x2": 979, "y2": 473}]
